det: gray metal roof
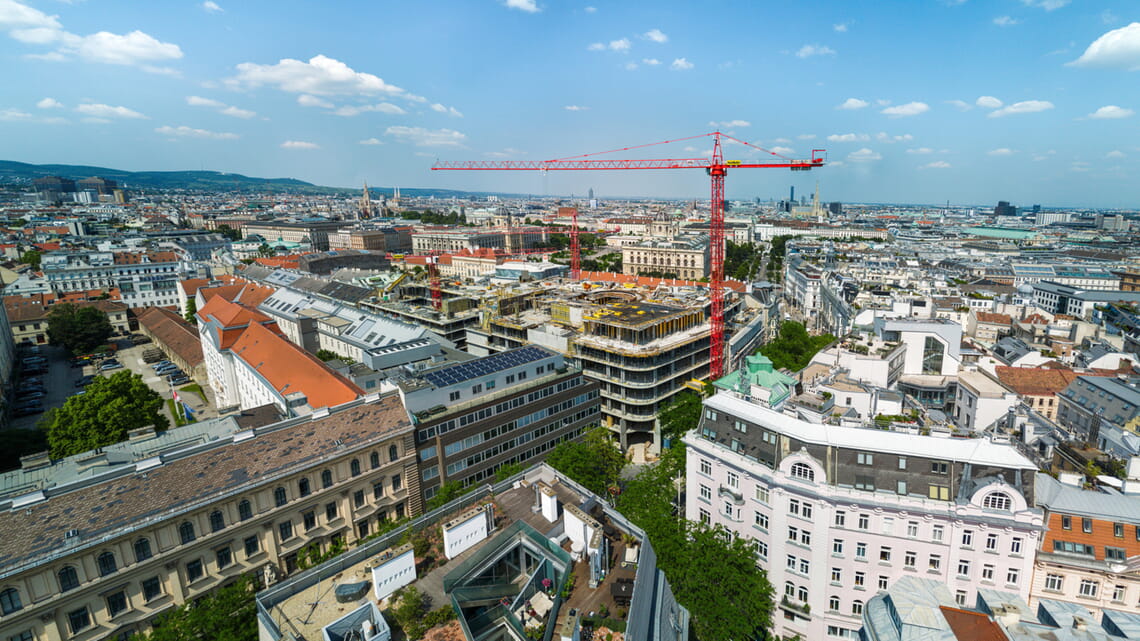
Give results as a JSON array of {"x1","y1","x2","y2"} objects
[{"x1": 1034, "y1": 472, "x2": 1140, "y2": 522}]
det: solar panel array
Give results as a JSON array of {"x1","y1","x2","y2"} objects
[{"x1": 423, "y1": 345, "x2": 550, "y2": 388}]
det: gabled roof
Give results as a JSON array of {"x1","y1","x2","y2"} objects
[
  {"x1": 993, "y1": 366, "x2": 1078, "y2": 396},
  {"x1": 975, "y1": 312, "x2": 1012, "y2": 325},
  {"x1": 229, "y1": 321, "x2": 363, "y2": 409},
  {"x1": 136, "y1": 306, "x2": 203, "y2": 367}
]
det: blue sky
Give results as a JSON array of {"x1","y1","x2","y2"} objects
[{"x1": 1, "y1": 0, "x2": 1138, "y2": 207}]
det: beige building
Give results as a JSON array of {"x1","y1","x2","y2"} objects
[
  {"x1": 327, "y1": 228, "x2": 412, "y2": 253},
  {"x1": 0, "y1": 396, "x2": 417, "y2": 641},
  {"x1": 621, "y1": 234, "x2": 710, "y2": 280},
  {"x1": 2, "y1": 298, "x2": 129, "y2": 346},
  {"x1": 241, "y1": 221, "x2": 353, "y2": 252}
]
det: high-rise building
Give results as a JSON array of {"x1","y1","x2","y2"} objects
[{"x1": 994, "y1": 200, "x2": 1018, "y2": 216}]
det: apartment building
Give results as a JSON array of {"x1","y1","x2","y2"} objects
[
  {"x1": 410, "y1": 227, "x2": 546, "y2": 254},
  {"x1": 327, "y1": 227, "x2": 412, "y2": 253},
  {"x1": 241, "y1": 221, "x2": 353, "y2": 252},
  {"x1": 783, "y1": 254, "x2": 823, "y2": 323},
  {"x1": 685, "y1": 390, "x2": 1043, "y2": 641},
  {"x1": 1056, "y1": 375, "x2": 1140, "y2": 457},
  {"x1": 399, "y1": 345, "x2": 601, "y2": 506},
  {"x1": 1032, "y1": 281, "x2": 1140, "y2": 320},
  {"x1": 40, "y1": 251, "x2": 204, "y2": 308},
  {"x1": 0, "y1": 396, "x2": 416, "y2": 641},
  {"x1": 621, "y1": 234, "x2": 710, "y2": 280},
  {"x1": 993, "y1": 366, "x2": 1080, "y2": 422},
  {"x1": 955, "y1": 369, "x2": 1020, "y2": 432}
]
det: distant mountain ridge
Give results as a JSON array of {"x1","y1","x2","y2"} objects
[{"x1": 0, "y1": 160, "x2": 525, "y2": 199}]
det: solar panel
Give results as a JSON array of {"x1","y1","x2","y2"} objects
[{"x1": 423, "y1": 345, "x2": 551, "y2": 388}]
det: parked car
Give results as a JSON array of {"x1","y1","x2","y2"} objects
[
  {"x1": 130, "y1": 334, "x2": 152, "y2": 345},
  {"x1": 21, "y1": 357, "x2": 46, "y2": 368},
  {"x1": 75, "y1": 375, "x2": 95, "y2": 388},
  {"x1": 155, "y1": 363, "x2": 180, "y2": 375},
  {"x1": 151, "y1": 360, "x2": 173, "y2": 370},
  {"x1": 168, "y1": 372, "x2": 190, "y2": 385},
  {"x1": 18, "y1": 390, "x2": 45, "y2": 400},
  {"x1": 13, "y1": 404, "x2": 43, "y2": 416},
  {"x1": 99, "y1": 360, "x2": 124, "y2": 371},
  {"x1": 17, "y1": 384, "x2": 45, "y2": 394}
]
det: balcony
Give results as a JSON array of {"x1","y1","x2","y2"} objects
[{"x1": 718, "y1": 486, "x2": 744, "y2": 505}]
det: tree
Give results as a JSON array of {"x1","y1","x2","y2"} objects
[
  {"x1": 657, "y1": 390, "x2": 704, "y2": 443},
  {"x1": 142, "y1": 575, "x2": 257, "y2": 641},
  {"x1": 426, "y1": 480, "x2": 474, "y2": 511},
  {"x1": 257, "y1": 243, "x2": 274, "y2": 258},
  {"x1": 46, "y1": 303, "x2": 113, "y2": 354},
  {"x1": 216, "y1": 224, "x2": 243, "y2": 241},
  {"x1": 44, "y1": 371, "x2": 169, "y2": 458},
  {"x1": 760, "y1": 321, "x2": 836, "y2": 372},
  {"x1": 184, "y1": 298, "x2": 197, "y2": 325},
  {"x1": 19, "y1": 249, "x2": 41, "y2": 270},
  {"x1": 544, "y1": 426, "x2": 624, "y2": 496}
]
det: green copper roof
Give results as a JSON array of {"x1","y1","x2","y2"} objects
[{"x1": 714, "y1": 353, "x2": 797, "y2": 393}]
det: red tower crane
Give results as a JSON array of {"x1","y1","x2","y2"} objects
[{"x1": 433, "y1": 132, "x2": 825, "y2": 379}]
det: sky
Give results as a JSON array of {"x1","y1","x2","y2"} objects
[{"x1": 1, "y1": 0, "x2": 1139, "y2": 208}]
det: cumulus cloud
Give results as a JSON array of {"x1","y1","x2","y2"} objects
[
  {"x1": 876, "y1": 132, "x2": 913, "y2": 142},
  {"x1": 796, "y1": 44, "x2": 835, "y2": 58},
  {"x1": 848, "y1": 148, "x2": 881, "y2": 162},
  {"x1": 187, "y1": 95, "x2": 256, "y2": 119},
  {"x1": 946, "y1": 99, "x2": 972, "y2": 111},
  {"x1": 0, "y1": 108, "x2": 32, "y2": 121},
  {"x1": 1088, "y1": 105, "x2": 1134, "y2": 119},
  {"x1": 503, "y1": 0, "x2": 539, "y2": 12},
  {"x1": 976, "y1": 95, "x2": 1003, "y2": 109},
  {"x1": 385, "y1": 126, "x2": 467, "y2": 147},
  {"x1": 642, "y1": 58, "x2": 660, "y2": 66},
  {"x1": 430, "y1": 103, "x2": 463, "y2": 117},
  {"x1": 709, "y1": 119, "x2": 750, "y2": 128},
  {"x1": 881, "y1": 102, "x2": 929, "y2": 117},
  {"x1": 187, "y1": 95, "x2": 223, "y2": 108},
  {"x1": 988, "y1": 100, "x2": 1054, "y2": 117},
  {"x1": 988, "y1": 148, "x2": 1015, "y2": 156},
  {"x1": 1021, "y1": 0, "x2": 1069, "y2": 10},
  {"x1": 828, "y1": 133, "x2": 870, "y2": 143},
  {"x1": 906, "y1": 147, "x2": 934, "y2": 154},
  {"x1": 1069, "y1": 22, "x2": 1140, "y2": 70},
  {"x1": 921, "y1": 161, "x2": 951, "y2": 169},
  {"x1": 644, "y1": 29, "x2": 667, "y2": 43},
  {"x1": 202, "y1": 1, "x2": 223, "y2": 12},
  {"x1": 297, "y1": 94, "x2": 334, "y2": 109},
  {"x1": 359, "y1": 138, "x2": 383, "y2": 145},
  {"x1": 36, "y1": 97, "x2": 62, "y2": 109},
  {"x1": 584, "y1": 6, "x2": 596, "y2": 12},
  {"x1": 770, "y1": 146, "x2": 795, "y2": 156},
  {"x1": 333, "y1": 102, "x2": 407, "y2": 117},
  {"x1": 155, "y1": 125, "x2": 237, "y2": 139},
  {"x1": 837, "y1": 97, "x2": 868, "y2": 110},
  {"x1": 75, "y1": 102, "x2": 146, "y2": 119},
  {"x1": 993, "y1": 16, "x2": 1018, "y2": 26},
  {"x1": 833, "y1": 23, "x2": 848, "y2": 32},
  {"x1": 588, "y1": 38, "x2": 630, "y2": 52},
  {"x1": 670, "y1": 57, "x2": 693, "y2": 70},
  {"x1": 564, "y1": 105, "x2": 588, "y2": 111},
  {"x1": 220, "y1": 105, "x2": 255, "y2": 119},
  {"x1": 72, "y1": 30, "x2": 182, "y2": 67},
  {"x1": 281, "y1": 140, "x2": 319, "y2": 150},
  {"x1": 227, "y1": 55, "x2": 404, "y2": 96},
  {"x1": 1107, "y1": 150, "x2": 1125, "y2": 158}
]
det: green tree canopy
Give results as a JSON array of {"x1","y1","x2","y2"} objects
[
  {"x1": 45, "y1": 370, "x2": 169, "y2": 458},
  {"x1": 46, "y1": 303, "x2": 113, "y2": 354},
  {"x1": 141, "y1": 575, "x2": 256, "y2": 641},
  {"x1": 657, "y1": 390, "x2": 704, "y2": 443},
  {"x1": 184, "y1": 298, "x2": 197, "y2": 325},
  {"x1": 215, "y1": 224, "x2": 243, "y2": 241},
  {"x1": 759, "y1": 320, "x2": 836, "y2": 371},
  {"x1": 19, "y1": 249, "x2": 41, "y2": 270},
  {"x1": 544, "y1": 426, "x2": 624, "y2": 496}
]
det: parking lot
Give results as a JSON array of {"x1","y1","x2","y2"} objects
[
  {"x1": 113, "y1": 342, "x2": 218, "y2": 422},
  {"x1": 7, "y1": 345, "x2": 87, "y2": 430}
]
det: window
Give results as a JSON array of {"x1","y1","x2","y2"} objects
[
  {"x1": 1082, "y1": 518, "x2": 1092, "y2": 534},
  {"x1": 727, "y1": 471, "x2": 739, "y2": 489},
  {"x1": 179, "y1": 521, "x2": 196, "y2": 544},
  {"x1": 955, "y1": 590, "x2": 967, "y2": 606},
  {"x1": 1112, "y1": 585, "x2": 1126, "y2": 602},
  {"x1": 210, "y1": 510, "x2": 225, "y2": 533},
  {"x1": 1061, "y1": 515, "x2": 1072, "y2": 530},
  {"x1": 67, "y1": 607, "x2": 91, "y2": 634},
  {"x1": 449, "y1": 391, "x2": 460, "y2": 402},
  {"x1": 274, "y1": 486, "x2": 288, "y2": 507},
  {"x1": 858, "y1": 514, "x2": 869, "y2": 530},
  {"x1": 854, "y1": 571, "x2": 865, "y2": 587},
  {"x1": 904, "y1": 551, "x2": 916, "y2": 568},
  {"x1": 389, "y1": 445, "x2": 399, "y2": 462},
  {"x1": 907, "y1": 522, "x2": 918, "y2": 538},
  {"x1": 698, "y1": 508, "x2": 710, "y2": 525},
  {"x1": 929, "y1": 484, "x2": 949, "y2": 500},
  {"x1": 299, "y1": 477, "x2": 311, "y2": 497},
  {"x1": 898, "y1": 456, "x2": 907, "y2": 470},
  {"x1": 897, "y1": 480, "x2": 908, "y2": 495},
  {"x1": 326, "y1": 502, "x2": 338, "y2": 521},
  {"x1": 1079, "y1": 579, "x2": 1099, "y2": 598},
  {"x1": 983, "y1": 492, "x2": 1012, "y2": 511},
  {"x1": 929, "y1": 554, "x2": 941, "y2": 571},
  {"x1": 984, "y1": 533, "x2": 998, "y2": 551},
  {"x1": 279, "y1": 521, "x2": 294, "y2": 541},
  {"x1": 931, "y1": 461, "x2": 948, "y2": 475},
  {"x1": 857, "y1": 452, "x2": 873, "y2": 465},
  {"x1": 134, "y1": 538, "x2": 152, "y2": 563},
  {"x1": 391, "y1": 474, "x2": 402, "y2": 491},
  {"x1": 1011, "y1": 537, "x2": 1023, "y2": 555},
  {"x1": 755, "y1": 512, "x2": 768, "y2": 530},
  {"x1": 699, "y1": 485, "x2": 711, "y2": 501},
  {"x1": 0, "y1": 588, "x2": 22, "y2": 615},
  {"x1": 831, "y1": 567, "x2": 842, "y2": 583},
  {"x1": 699, "y1": 459, "x2": 712, "y2": 475},
  {"x1": 734, "y1": 420, "x2": 748, "y2": 433},
  {"x1": 982, "y1": 564, "x2": 994, "y2": 581},
  {"x1": 957, "y1": 560, "x2": 970, "y2": 577},
  {"x1": 1006, "y1": 568, "x2": 1019, "y2": 585},
  {"x1": 106, "y1": 590, "x2": 128, "y2": 617},
  {"x1": 1044, "y1": 574, "x2": 1063, "y2": 591},
  {"x1": 370, "y1": 452, "x2": 381, "y2": 470},
  {"x1": 216, "y1": 547, "x2": 232, "y2": 569},
  {"x1": 353, "y1": 490, "x2": 365, "y2": 508},
  {"x1": 932, "y1": 525, "x2": 944, "y2": 542},
  {"x1": 1106, "y1": 546, "x2": 1126, "y2": 562},
  {"x1": 350, "y1": 459, "x2": 361, "y2": 477},
  {"x1": 1115, "y1": 522, "x2": 1125, "y2": 538},
  {"x1": 835, "y1": 511, "x2": 846, "y2": 527},
  {"x1": 878, "y1": 576, "x2": 889, "y2": 590},
  {"x1": 790, "y1": 462, "x2": 814, "y2": 482},
  {"x1": 244, "y1": 536, "x2": 260, "y2": 557},
  {"x1": 962, "y1": 530, "x2": 974, "y2": 547},
  {"x1": 856, "y1": 542, "x2": 867, "y2": 559},
  {"x1": 142, "y1": 576, "x2": 163, "y2": 601},
  {"x1": 829, "y1": 596, "x2": 841, "y2": 611},
  {"x1": 755, "y1": 486, "x2": 769, "y2": 503},
  {"x1": 373, "y1": 481, "x2": 385, "y2": 500},
  {"x1": 186, "y1": 559, "x2": 204, "y2": 582},
  {"x1": 58, "y1": 566, "x2": 79, "y2": 592},
  {"x1": 833, "y1": 539, "x2": 844, "y2": 555},
  {"x1": 797, "y1": 585, "x2": 808, "y2": 602},
  {"x1": 472, "y1": 384, "x2": 482, "y2": 394},
  {"x1": 8, "y1": 630, "x2": 32, "y2": 641},
  {"x1": 97, "y1": 551, "x2": 117, "y2": 576},
  {"x1": 239, "y1": 500, "x2": 253, "y2": 521},
  {"x1": 880, "y1": 547, "x2": 891, "y2": 562},
  {"x1": 723, "y1": 501, "x2": 734, "y2": 518},
  {"x1": 755, "y1": 540, "x2": 768, "y2": 560},
  {"x1": 852, "y1": 600, "x2": 863, "y2": 615},
  {"x1": 854, "y1": 475, "x2": 875, "y2": 491},
  {"x1": 321, "y1": 469, "x2": 333, "y2": 488}
]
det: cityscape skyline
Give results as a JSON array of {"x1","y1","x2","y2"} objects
[{"x1": 1, "y1": 0, "x2": 1139, "y2": 207}]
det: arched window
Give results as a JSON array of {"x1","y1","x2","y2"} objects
[
  {"x1": 209, "y1": 510, "x2": 225, "y2": 532},
  {"x1": 790, "y1": 462, "x2": 815, "y2": 482},
  {"x1": 134, "y1": 538, "x2": 152, "y2": 563},
  {"x1": 97, "y1": 551, "x2": 117, "y2": 576},
  {"x1": 370, "y1": 452, "x2": 380, "y2": 470},
  {"x1": 350, "y1": 459, "x2": 361, "y2": 477},
  {"x1": 389, "y1": 445, "x2": 399, "y2": 462},
  {"x1": 238, "y1": 500, "x2": 253, "y2": 521},
  {"x1": 298, "y1": 477, "x2": 311, "y2": 497},
  {"x1": 321, "y1": 469, "x2": 333, "y2": 489},
  {"x1": 982, "y1": 492, "x2": 1012, "y2": 511},
  {"x1": 0, "y1": 587, "x2": 22, "y2": 615},
  {"x1": 58, "y1": 566, "x2": 79, "y2": 592},
  {"x1": 179, "y1": 521, "x2": 196, "y2": 544},
  {"x1": 274, "y1": 487, "x2": 287, "y2": 507},
  {"x1": 852, "y1": 599, "x2": 864, "y2": 615}
]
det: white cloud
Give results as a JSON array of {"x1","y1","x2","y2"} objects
[
  {"x1": 624, "y1": 62, "x2": 638, "y2": 71},
  {"x1": 670, "y1": 57, "x2": 693, "y2": 70},
  {"x1": 796, "y1": 44, "x2": 835, "y2": 58},
  {"x1": 503, "y1": 0, "x2": 539, "y2": 12},
  {"x1": 1088, "y1": 105, "x2": 1134, "y2": 119},
  {"x1": 75, "y1": 102, "x2": 146, "y2": 119},
  {"x1": 1021, "y1": 0, "x2": 1069, "y2": 10},
  {"x1": 827, "y1": 133, "x2": 870, "y2": 143},
  {"x1": 797, "y1": 134, "x2": 816, "y2": 140},
  {"x1": 359, "y1": 138, "x2": 383, "y2": 145},
  {"x1": 921, "y1": 161, "x2": 951, "y2": 169},
  {"x1": 155, "y1": 125, "x2": 237, "y2": 139},
  {"x1": 709, "y1": 119, "x2": 750, "y2": 128},
  {"x1": 609, "y1": 38, "x2": 631, "y2": 52},
  {"x1": 988, "y1": 100, "x2": 1053, "y2": 117},
  {"x1": 906, "y1": 147, "x2": 934, "y2": 154},
  {"x1": 644, "y1": 29, "x2": 667, "y2": 43},
  {"x1": 430, "y1": 103, "x2": 463, "y2": 117},
  {"x1": 881, "y1": 101, "x2": 929, "y2": 117},
  {"x1": 587, "y1": 42, "x2": 605, "y2": 51},
  {"x1": 584, "y1": 6, "x2": 596, "y2": 13},
  {"x1": 187, "y1": 95, "x2": 224, "y2": 108},
  {"x1": 564, "y1": 105, "x2": 588, "y2": 111},
  {"x1": 837, "y1": 97, "x2": 869, "y2": 110},
  {"x1": 385, "y1": 126, "x2": 467, "y2": 147},
  {"x1": 993, "y1": 16, "x2": 1018, "y2": 27},
  {"x1": 0, "y1": 108, "x2": 32, "y2": 121},
  {"x1": 875, "y1": 132, "x2": 913, "y2": 142},
  {"x1": 946, "y1": 99, "x2": 972, "y2": 111},
  {"x1": 73, "y1": 30, "x2": 183, "y2": 66},
  {"x1": 876, "y1": 99, "x2": 891, "y2": 106},
  {"x1": 202, "y1": 1, "x2": 223, "y2": 13},
  {"x1": 297, "y1": 94, "x2": 334, "y2": 108},
  {"x1": 228, "y1": 55, "x2": 404, "y2": 96},
  {"x1": 770, "y1": 146, "x2": 795, "y2": 156},
  {"x1": 773, "y1": 137, "x2": 792, "y2": 144},
  {"x1": 833, "y1": 23, "x2": 848, "y2": 32},
  {"x1": 976, "y1": 95, "x2": 1003, "y2": 109},
  {"x1": 281, "y1": 140, "x2": 319, "y2": 150},
  {"x1": 1107, "y1": 150, "x2": 1126, "y2": 158},
  {"x1": 334, "y1": 102, "x2": 407, "y2": 117},
  {"x1": 988, "y1": 148, "x2": 1015, "y2": 156},
  {"x1": 220, "y1": 105, "x2": 255, "y2": 119},
  {"x1": 36, "y1": 97, "x2": 62, "y2": 109},
  {"x1": 642, "y1": 58, "x2": 660, "y2": 66},
  {"x1": 0, "y1": 0, "x2": 61, "y2": 29},
  {"x1": 1069, "y1": 22, "x2": 1140, "y2": 70},
  {"x1": 10, "y1": 26, "x2": 61, "y2": 44},
  {"x1": 848, "y1": 148, "x2": 881, "y2": 162}
]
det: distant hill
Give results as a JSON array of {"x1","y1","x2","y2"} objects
[{"x1": 0, "y1": 160, "x2": 535, "y2": 200}]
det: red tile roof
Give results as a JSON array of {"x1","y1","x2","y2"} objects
[
  {"x1": 975, "y1": 312, "x2": 1012, "y2": 325},
  {"x1": 994, "y1": 366, "x2": 1078, "y2": 396},
  {"x1": 136, "y1": 306, "x2": 203, "y2": 367},
  {"x1": 939, "y1": 607, "x2": 1007, "y2": 641},
  {"x1": 229, "y1": 321, "x2": 363, "y2": 409}
]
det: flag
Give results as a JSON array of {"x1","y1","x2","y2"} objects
[
  {"x1": 182, "y1": 402, "x2": 194, "y2": 416},
  {"x1": 172, "y1": 390, "x2": 181, "y2": 404}
]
